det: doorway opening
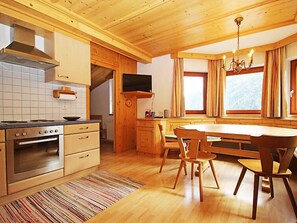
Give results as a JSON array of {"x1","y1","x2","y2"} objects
[{"x1": 90, "y1": 64, "x2": 115, "y2": 152}]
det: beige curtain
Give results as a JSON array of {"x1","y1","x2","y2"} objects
[
  {"x1": 261, "y1": 46, "x2": 286, "y2": 118},
  {"x1": 206, "y1": 59, "x2": 226, "y2": 117},
  {"x1": 171, "y1": 58, "x2": 185, "y2": 117}
]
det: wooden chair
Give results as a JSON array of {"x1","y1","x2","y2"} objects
[
  {"x1": 173, "y1": 128, "x2": 220, "y2": 202},
  {"x1": 158, "y1": 124, "x2": 186, "y2": 173},
  {"x1": 233, "y1": 135, "x2": 297, "y2": 220}
]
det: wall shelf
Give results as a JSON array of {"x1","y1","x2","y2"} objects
[{"x1": 122, "y1": 91, "x2": 154, "y2": 98}]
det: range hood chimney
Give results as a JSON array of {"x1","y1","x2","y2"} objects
[{"x1": 0, "y1": 24, "x2": 59, "y2": 70}]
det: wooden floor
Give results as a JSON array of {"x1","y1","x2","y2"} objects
[{"x1": 87, "y1": 141, "x2": 297, "y2": 223}]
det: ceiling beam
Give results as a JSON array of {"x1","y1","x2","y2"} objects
[
  {"x1": 0, "y1": 0, "x2": 152, "y2": 63},
  {"x1": 172, "y1": 32, "x2": 297, "y2": 60}
]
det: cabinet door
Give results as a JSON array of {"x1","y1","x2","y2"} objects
[
  {"x1": 0, "y1": 143, "x2": 6, "y2": 197},
  {"x1": 136, "y1": 127, "x2": 155, "y2": 154},
  {"x1": 46, "y1": 32, "x2": 91, "y2": 85}
]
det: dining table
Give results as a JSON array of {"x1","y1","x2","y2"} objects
[
  {"x1": 180, "y1": 123, "x2": 297, "y2": 192},
  {"x1": 181, "y1": 123, "x2": 297, "y2": 158}
]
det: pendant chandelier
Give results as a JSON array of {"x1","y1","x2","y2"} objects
[{"x1": 222, "y1": 17, "x2": 254, "y2": 73}]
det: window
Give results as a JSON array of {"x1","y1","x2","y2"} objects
[
  {"x1": 290, "y1": 59, "x2": 297, "y2": 114},
  {"x1": 225, "y1": 67, "x2": 264, "y2": 114},
  {"x1": 184, "y1": 72, "x2": 207, "y2": 114}
]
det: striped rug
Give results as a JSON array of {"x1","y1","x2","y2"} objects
[{"x1": 0, "y1": 171, "x2": 143, "y2": 223}]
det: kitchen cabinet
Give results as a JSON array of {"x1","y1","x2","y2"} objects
[
  {"x1": 136, "y1": 119, "x2": 166, "y2": 156},
  {"x1": 64, "y1": 123, "x2": 100, "y2": 175},
  {"x1": 45, "y1": 32, "x2": 91, "y2": 85},
  {"x1": 0, "y1": 130, "x2": 6, "y2": 197}
]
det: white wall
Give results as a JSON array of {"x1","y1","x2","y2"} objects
[
  {"x1": 137, "y1": 55, "x2": 174, "y2": 118},
  {"x1": 90, "y1": 80, "x2": 114, "y2": 140}
]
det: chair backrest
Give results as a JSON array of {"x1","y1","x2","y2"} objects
[
  {"x1": 251, "y1": 135, "x2": 297, "y2": 174},
  {"x1": 174, "y1": 128, "x2": 206, "y2": 159},
  {"x1": 158, "y1": 124, "x2": 166, "y2": 146}
]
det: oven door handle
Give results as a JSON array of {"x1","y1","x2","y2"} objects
[{"x1": 17, "y1": 137, "x2": 58, "y2": 146}]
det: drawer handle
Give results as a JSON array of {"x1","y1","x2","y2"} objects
[
  {"x1": 58, "y1": 74, "x2": 69, "y2": 79},
  {"x1": 79, "y1": 127, "x2": 89, "y2": 130},
  {"x1": 79, "y1": 154, "x2": 89, "y2": 159},
  {"x1": 78, "y1": 136, "x2": 89, "y2": 140}
]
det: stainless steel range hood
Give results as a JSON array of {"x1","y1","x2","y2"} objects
[{"x1": 0, "y1": 24, "x2": 59, "y2": 70}]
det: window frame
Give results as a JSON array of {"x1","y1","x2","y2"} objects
[
  {"x1": 184, "y1": 71, "x2": 207, "y2": 114},
  {"x1": 226, "y1": 66, "x2": 264, "y2": 115},
  {"x1": 290, "y1": 59, "x2": 297, "y2": 114}
]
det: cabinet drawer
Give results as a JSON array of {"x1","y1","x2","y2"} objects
[
  {"x1": 64, "y1": 149, "x2": 100, "y2": 175},
  {"x1": 64, "y1": 131, "x2": 99, "y2": 155},
  {"x1": 136, "y1": 120, "x2": 154, "y2": 127},
  {"x1": 64, "y1": 123, "x2": 99, "y2": 134}
]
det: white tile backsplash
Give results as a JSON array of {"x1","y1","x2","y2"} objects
[{"x1": 0, "y1": 62, "x2": 87, "y2": 121}]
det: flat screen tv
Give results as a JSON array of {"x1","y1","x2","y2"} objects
[{"x1": 122, "y1": 73, "x2": 152, "y2": 92}]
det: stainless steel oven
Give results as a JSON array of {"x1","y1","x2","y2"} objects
[{"x1": 6, "y1": 125, "x2": 64, "y2": 183}]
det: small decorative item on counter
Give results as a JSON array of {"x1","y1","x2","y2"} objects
[
  {"x1": 164, "y1": 109, "x2": 170, "y2": 118},
  {"x1": 145, "y1": 109, "x2": 151, "y2": 118},
  {"x1": 151, "y1": 112, "x2": 155, "y2": 118}
]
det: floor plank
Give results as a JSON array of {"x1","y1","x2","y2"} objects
[{"x1": 87, "y1": 142, "x2": 297, "y2": 223}]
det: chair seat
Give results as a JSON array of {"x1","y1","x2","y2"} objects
[{"x1": 238, "y1": 159, "x2": 292, "y2": 176}]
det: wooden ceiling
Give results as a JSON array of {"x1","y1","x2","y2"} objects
[
  {"x1": 1, "y1": 0, "x2": 297, "y2": 62},
  {"x1": 48, "y1": 0, "x2": 297, "y2": 57}
]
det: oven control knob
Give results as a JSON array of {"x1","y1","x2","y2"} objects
[
  {"x1": 22, "y1": 132, "x2": 27, "y2": 136},
  {"x1": 15, "y1": 133, "x2": 20, "y2": 137},
  {"x1": 39, "y1": 131, "x2": 43, "y2": 134},
  {"x1": 55, "y1": 129, "x2": 58, "y2": 133},
  {"x1": 50, "y1": 130, "x2": 53, "y2": 133},
  {"x1": 44, "y1": 130, "x2": 48, "y2": 134}
]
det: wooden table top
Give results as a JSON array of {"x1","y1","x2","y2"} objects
[{"x1": 181, "y1": 124, "x2": 297, "y2": 137}]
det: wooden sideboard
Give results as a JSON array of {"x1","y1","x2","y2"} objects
[{"x1": 136, "y1": 118, "x2": 216, "y2": 156}]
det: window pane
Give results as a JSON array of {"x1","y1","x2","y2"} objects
[
  {"x1": 226, "y1": 72, "x2": 263, "y2": 110},
  {"x1": 184, "y1": 76, "x2": 204, "y2": 110}
]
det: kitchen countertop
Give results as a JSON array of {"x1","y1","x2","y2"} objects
[{"x1": 0, "y1": 119, "x2": 101, "y2": 130}]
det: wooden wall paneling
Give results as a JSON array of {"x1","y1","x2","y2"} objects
[
  {"x1": 115, "y1": 55, "x2": 137, "y2": 153},
  {"x1": 90, "y1": 43, "x2": 137, "y2": 153}
]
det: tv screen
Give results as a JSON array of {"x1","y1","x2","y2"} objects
[{"x1": 122, "y1": 73, "x2": 152, "y2": 92}]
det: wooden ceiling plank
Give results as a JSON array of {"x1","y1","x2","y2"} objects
[
  {"x1": 102, "y1": 0, "x2": 172, "y2": 30},
  {"x1": 130, "y1": 0, "x2": 281, "y2": 46}
]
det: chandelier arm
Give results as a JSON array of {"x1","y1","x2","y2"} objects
[{"x1": 240, "y1": 60, "x2": 246, "y2": 70}]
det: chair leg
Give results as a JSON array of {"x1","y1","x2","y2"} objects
[
  {"x1": 252, "y1": 174, "x2": 260, "y2": 220},
  {"x1": 269, "y1": 177, "x2": 274, "y2": 198},
  {"x1": 233, "y1": 167, "x2": 247, "y2": 195},
  {"x1": 173, "y1": 160, "x2": 184, "y2": 189},
  {"x1": 198, "y1": 162, "x2": 203, "y2": 202},
  {"x1": 282, "y1": 177, "x2": 297, "y2": 218},
  {"x1": 183, "y1": 162, "x2": 187, "y2": 176},
  {"x1": 209, "y1": 160, "x2": 219, "y2": 189},
  {"x1": 159, "y1": 148, "x2": 169, "y2": 173},
  {"x1": 191, "y1": 163, "x2": 194, "y2": 180}
]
